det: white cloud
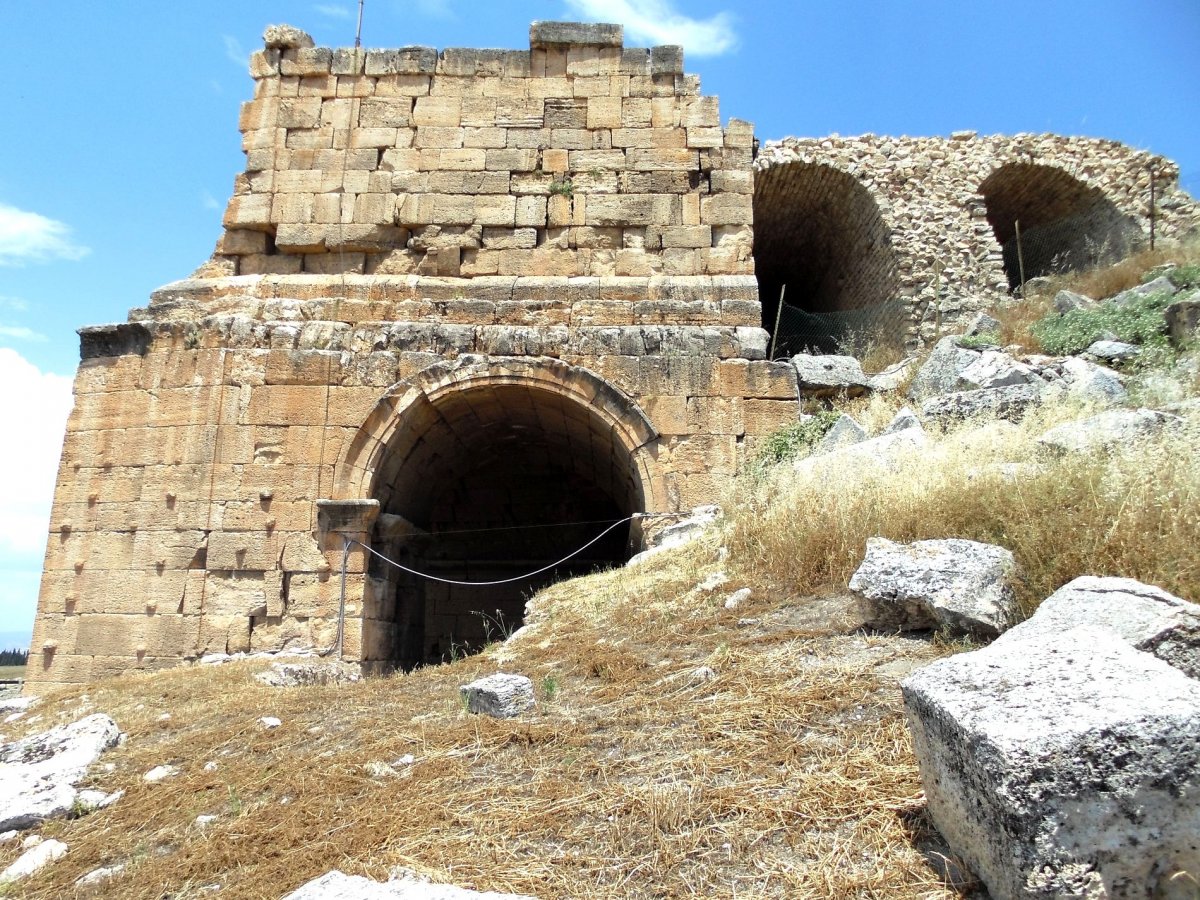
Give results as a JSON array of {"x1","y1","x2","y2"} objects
[
  {"x1": 0, "y1": 203, "x2": 90, "y2": 266},
  {"x1": 0, "y1": 296, "x2": 29, "y2": 312},
  {"x1": 223, "y1": 34, "x2": 247, "y2": 67},
  {"x1": 563, "y1": 0, "x2": 738, "y2": 56},
  {"x1": 315, "y1": 3, "x2": 353, "y2": 18},
  {"x1": 0, "y1": 325, "x2": 46, "y2": 342},
  {"x1": 201, "y1": 190, "x2": 221, "y2": 211},
  {"x1": 0, "y1": 350, "x2": 73, "y2": 560},
  {"x1": 0, "y1": 350, "x2": 73, "y2": 634}
]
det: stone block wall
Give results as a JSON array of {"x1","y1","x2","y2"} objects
[{"x1": 27, "y1": 23, "x2": 793, "y2": 691}]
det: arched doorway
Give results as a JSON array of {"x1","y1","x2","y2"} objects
[
  {"x1": 753, "y1": 161, "x2": 902, "y2": 356},
  {"x1": 336, "y1": 359, "x2": 657, "y2": 670},
  {"x1": 980, "y1": 163, "x2": 1142, "y2": 290}
]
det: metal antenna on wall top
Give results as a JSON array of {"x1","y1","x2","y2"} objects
[{"x1": 355, "y1": 0, "x2": 365, "y2": 48}]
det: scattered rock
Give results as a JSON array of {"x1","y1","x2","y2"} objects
[
  {"x1": 1165, "y1": 292, "x2": 1200, "y2": 347},
  {"x1": 958, "y1": 351, "x2": 1044, "y2": 392},
  {"x1": 1043, "y1": 356, "x2": 1126, "y2": 407},
  {"x1": 0, "y1": 838, "x2": 68, "y2": 883},
  {"x1": 1037, "y1": 407, "x2": 1182, "y2": 455},
  {"x1": 688, "y1": 666, "x2": 717, "y2": 685},
  {"x1": 75, "y1": 862, "x2": 126, "y2": 886},
  {"x1": 283, "y1": 869, "x2": 537, "y2": 899},
  {"x1": 0, "y1": 830, "x2": 17, "y2": 844},
  {"x1": 920, "y1": 383, "x2": 1043, "y2": 423},
  {"x1": 723, "y1": 588, "x2": 751, "y2": 610},
  {"x1": 866, "y1": 356, "x2": 917, "y2": 392},
  {"x1": 962, "y1": 312, "x2": 1000, "y2": 337},
  {"x1": 143, "y1": 765, "x2": 179, "y2": 783},
  {"x1": 76, "y1": 788, "x2": 122, "y2": 810},
  {"x1": 880, "y1": 406, "x2": 921, "y2": 435},
  {"x1": 995, "y1": 575, "x2": 1200, "y2": 679},
  {"x1": 849, "y1": 537, "x2": 1017, "y2": 637},
  {"x1": 195, "y1": 814, "x2": 219, "y2": 828},
  {"x1": 255, "y1": 661, "x2": 362, "y2": 687},
  {"x1": 816, "y1": 413, "x2": 866, "y2": 451},
  {"x1": 903, "y1": 625, "x2": 1200, "y2": 900},
  {"x1": 795, "y1": 426, "x2": 928, "y2": 475},
  {"x1": 1084, "y1": 339, "x2": 1140, "y2": 363},
  {"x1": 260, "y1": 716, "x2": 282, "y2": 729},
  {"x1": 696, "y1": 571, "x2": 728, "y2": 593},
  {"x1": 792, "y1": 354, "x2": 872, "y2": 398},
  {"x1": 1053, "y1": 289, "x2": 1095, "y2": 314},
  {"x1": 1111, "y1": 275, "x2": 1178, "y2": 305},
  {"x1": 0, "y1": 713, "x2": 121, "y2": 831},
  {"x1": 203, "y1": 761, "x2": 219, "y2": 772},
  {"x1": 0, "y1": 697, "x2": 37, "y2": 714},
  {"x1": 262, "y1": 24, "x2": 314, "y2": 49},
  {"x1": 628, "y1": 505, "x2": 720, "y2": 565},
  {"x1": 906, "y1": 336, "x2": 980, "y2": 400},
  {"x1": 460, "y1": 674, "x2": 535, "y2": 719}
]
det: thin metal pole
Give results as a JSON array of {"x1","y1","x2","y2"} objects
[
  {"x1": 768, "y1": 284, "x2": 786, "y2": 360},
  {"x1": 1149, "y1": 167, "x2": 1157, "y2": 251},
  {"x1": 355, "y1": 0, "x2": 365, "y2": 48},
  {"x1": 1014, "y1": 219, "x2": 1026, "y2": 295}
]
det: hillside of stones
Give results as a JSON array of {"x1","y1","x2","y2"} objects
[{"x1": 2, "y1": 251, "x2": 1199, "y2": 898}]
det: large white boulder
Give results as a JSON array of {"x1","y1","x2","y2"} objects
[
  {"x1": 849, "y1": 538, "x2": 1017, "y2": 637},
  {"x1": 995, "y1": 575, "x2": 1200, "y2": 678},
  {"x1": 903, "y1": 626, "x2": 1200, "y2": 899},
  {"x1": 1037, "y1": 408, "x2": 1182, "y2": 455},
  {"x1": 283, "y1": 869, "x2": 536, "y2": 899},
  {"x1": 907, "y1": 336, "x2": 980, "y2": 400},
  {"x1": 791, "y1": 354, "x2": 872, "y2": 398},
  {"x1": 0, "y1": 713, "x2": 120, "y2": 831}
]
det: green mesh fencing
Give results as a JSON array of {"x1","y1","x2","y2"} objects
[{"x1": 769, "y1": 298, "x2": 911, "y2": 360}]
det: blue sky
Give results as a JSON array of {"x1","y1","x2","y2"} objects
[{"x1": 1, "y1": 0, "x2": 1197, "y2": 644}]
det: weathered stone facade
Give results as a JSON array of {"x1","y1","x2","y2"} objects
[
  {"x1": 27, "y1": 22, "x2": 1200, "y2": 691},
  {"x1": 28, "y1": 22, "x2": 785, "y2": 691}
]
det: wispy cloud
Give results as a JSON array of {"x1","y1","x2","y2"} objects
[
  {"x1": 0, "y1": 203, "x2": 90, "y2": 266},
  {"x1": 223, "y1": 34, "x2": 247, "y2": 67},
  {"x1": 0, "y1": 296, "x2": 29, "y2": 312},
  {"x1": 0, "y1": 325, "x2": 46, "y2": 342},
  {"x1": 414, "y1": 0, "x2": 454, "y2": 19},
  {"x1": 563, "y1": 0, "x2": 738, "y2": 56},
  {"x1": 315, "y1": 3, "x2": 353, "y2": 19},
  {"x1": 0, "y1": 348, "x2": 73, "y2": 558},
  {"x1": 201, "y1": 190, "x2": 221, "y2": 211}
]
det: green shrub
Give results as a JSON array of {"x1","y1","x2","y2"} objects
[
  {"x1": 1167, "y1": 264, "x2": 1200, "y2": 291},
  {"x1": 751, "y1": 411, "x2": 841, "y2": 469},
  {"x1": 1031, "y1": 292, "x2": 1174, "y2": 356},
  {"x1": 956, "y1": 332, "x2": 1001, "y2": 350}
]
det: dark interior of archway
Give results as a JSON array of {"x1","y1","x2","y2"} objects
[
  {"x1": 365, "y1": 384, "x2": 642, "y2": 670},
  {"x1": 753, "y1": 162, "x2": 901, "y2": 356},
  {"x1": 980, "y1": 163, "x2": 1142, "y2": 290}
]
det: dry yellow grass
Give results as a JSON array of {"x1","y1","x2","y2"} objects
[
  {"x1": 0, "y1": 544, "x2": 969, "y2": 900},
  {"x1": 727, "y1": 400, "x2": 1200, "y2": 618}
]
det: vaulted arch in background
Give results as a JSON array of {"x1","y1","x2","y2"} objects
[
  {"x1": 753, "y1": 161, "x2": 902, "y2": 356},
  {"x1": 979, "y1": 162, "x2": 1143, "y2": 290}
]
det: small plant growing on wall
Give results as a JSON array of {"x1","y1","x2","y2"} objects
[{"x1": 549, "y1": 176, "x2": 574, "y2": 198}]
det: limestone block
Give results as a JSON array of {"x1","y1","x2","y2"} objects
[
  {"x1": 412, "y1": 95, "x2": 462, "y2": 126},
  {"x1": 414, "y1": 126, "x2": 466, "y2": 149},
  {"x1": 206, "y1": 530, "x2": 280, "y2": 571},
  {"x1": 364, "y1": 47, "x2": 438, "y2": 76},
  {"x1": 903, "y1": 626, "x2": 1200, "y2": 900},
  {"x1": 626, "y1": 148, "x2": 698, "y2": 172},
  {"x1": 586, "y1": 96, "x2": 623, "y2": 129},
  {"x1": 712, "y1": 359, "x2": 798, "y2": 399},
  {"x1": 358, "y1": 98, "x2": 413, "y2": 128},
  {"x1": 463, "y1": 126, "x2": 508, "y2": 148},
  {"x1": 484, "y1": 148, "x2": 538, "y2": 171},
  {"x1": 700, "y1": 193, "x2": 753, "y2": 226},
  {"x1": 495, "y1": 99, "x2": 544, "y2": 128},
  {"x1": 585, "y1": 194, "x2": 675, "y2": 227}
]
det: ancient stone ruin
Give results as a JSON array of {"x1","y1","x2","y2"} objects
[{"x1": 27, "y1": 22, "x2": 1199, "y2": 690}]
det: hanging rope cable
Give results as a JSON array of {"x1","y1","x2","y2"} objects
[{"x1": 354, "y1": 511, "x2": 682, "y2": 587}]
